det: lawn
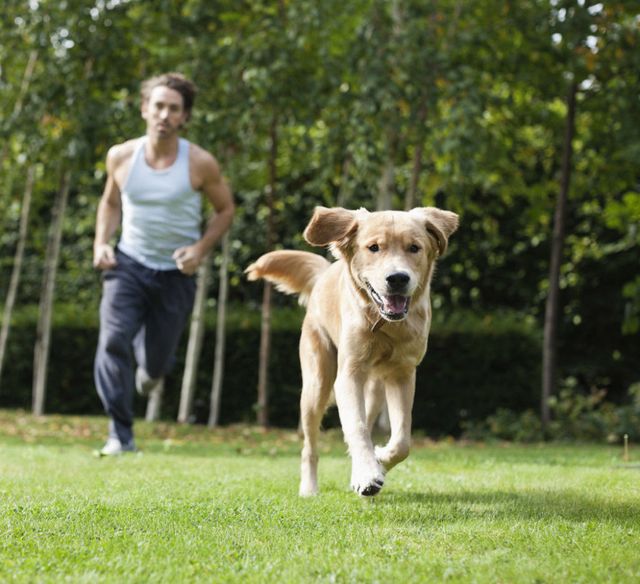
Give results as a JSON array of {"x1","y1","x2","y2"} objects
[{"x1": 1, "y1": 409, "x2": 639, "y2": 583}]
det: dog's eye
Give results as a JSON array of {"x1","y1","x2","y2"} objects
[
  {"x1": 409, "y1": 244, "x2": 420, "y2": 253},
  {"x1": 368, "y1": 244, "x2": 380, "y2": 253}
]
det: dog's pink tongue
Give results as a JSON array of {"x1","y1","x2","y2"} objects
[{"x1": 384, "y1": 295, "x2": 408, "y2": 314}]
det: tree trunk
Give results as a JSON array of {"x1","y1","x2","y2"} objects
[
  {"x1": 377, "y1": 160, "x2": 395, "y2": 211},
  {"x1": 257, "y1": 282, "x2": 272, "y2": 427},
  {"x1": 145, "y1": 380, "x2": 164, "y2": 422},
  {"x1": 0, "y1": 166, "x2": 35, "y2": 389},
  {"x1": 177, "y1": 261, "x2": 211, "y2": 423},
  {"x1": 542, "y1": 82, "x2": 577, "y2": 429},
  {"x1": 405, "y1": 142, "x2": 423, "y2": 211},
  {"x1": 0, "y1": 51, "x2": 38, "y2": 171},
  {"x1": 256, "y1": 114, "x2": 278, "y2": 427},
  {"x1": 32, "y1": 169, "x2": 70, "y2": 416},
  {"x1": 377, "y1": 127, "x2": 398, "y2": 211},
  {"x1": 208, "y1": 233, "x2": 230, "y2": 428},
  {"x1": 405, "y1": 104, "x2": 427, "y2": 210},
  {"x1": 335, "y1": 155, "x2": 352, "y2": 209}
]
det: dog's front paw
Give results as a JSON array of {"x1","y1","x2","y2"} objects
[
  {"x1": 375, "y1": 442, "x2": 410, "y2": 472},
  {"x1": 351, "y1": 462, "x2": 385, "y2": 497},
  {"x1": 374, "y1": 445, "x2": 391, "y2": 471}
]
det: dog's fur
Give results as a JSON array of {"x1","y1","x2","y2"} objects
[{"x1": 246, "y1": 206, "x2": 458, "y2": 496}]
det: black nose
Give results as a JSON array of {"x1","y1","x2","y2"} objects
[{"x1": 386, "y1": 272, "x2": 410, "y2": 290}]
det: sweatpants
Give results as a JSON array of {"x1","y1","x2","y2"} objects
[{"x1": 94, "y1": 249, "x2": 196, "y2": 446}]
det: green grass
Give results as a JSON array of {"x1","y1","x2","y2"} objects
[{"x1": 1, "y1": 410, "x2": 639, "y2": 583}]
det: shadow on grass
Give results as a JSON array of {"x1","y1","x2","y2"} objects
[{"x1": 377, "y1": 488, "x2": 640, "y2": 525}]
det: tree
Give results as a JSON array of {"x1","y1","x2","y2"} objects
[
  {"x1": 178, "y1": 262, "x2": 211, "y2": 423},
  {"x1": 1, "y1": 0, "x2": 638, "y2": 429},
  {"x1": 209, "y1": 233, "x2": 231, "y2": 428},
  {"x1": 33, "y1": 170, "x2": 70, "y2": 415},
  {"x1": 542, "y1": 80, "x2": 577, "y2": 427},
  {"x1": 0, "y1": 166, "x2": 35, "y2": 390}
]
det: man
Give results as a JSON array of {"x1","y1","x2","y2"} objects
[{"x1": 93, "y1": 72, "x2": 234, "y2": 455}]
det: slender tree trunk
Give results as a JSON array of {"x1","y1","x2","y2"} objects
[
  {"x1": 145, "y1": 380, "x2": 164, "y2": 422},
  {"x1": 377, "y1": 128, "x2": 398, "y2": 211},
  {"x1": 405, "y1": 143, "x2": 423, "y2": 211},
  {"x1": 257, "y1": 282, "x2": 272, "y2": 427},
  {"x1": 335, "y1": 155, "x2": 352, "y2": 209},
  {"x1": 405, "y1": 104, "x2": 428, "y2": 210},
  {"x1": 32, "y1": 169, "x2": 71, "y2": 416},
  {"x1": 208, "y1": 233, "x2": 230, "y2": 428},
  {"x1": 0, "y1": 51, "x2": 38, "y2": 172},
  {"x1": 377, "y1": 161, "x2": 394, "y2": 211},
  {"x1": 542, "y1": 82, "x2": 578, "y2": 429},
  {"x1": 177, "y1": 261, "x2": 211, "y2": 423},
  {"x1": 0, "y1": 166, "x2": 35, "y2": 389},
  {"x1": 257, "y1": 114, "x2": 278, "y2": 427}
]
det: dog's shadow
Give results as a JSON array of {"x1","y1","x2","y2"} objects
[{"x1": 375, "y1": 487, "x2": 639, "y2": 526}]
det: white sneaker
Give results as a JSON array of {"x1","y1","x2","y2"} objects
[
  {"x1": 97, "y1": 437, "x2": 137, "y2": 457},
  {"x1": 135, "y1": 367, "x2": 163, "y2": 397}
]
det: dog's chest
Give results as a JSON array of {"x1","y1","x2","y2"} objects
[{"x1": 366, "y1": 325, "x2": 428, "y2": 370}]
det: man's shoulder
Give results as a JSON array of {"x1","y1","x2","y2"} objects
[
  {"x1": 187, "y1": 142, "x2": 220, "y2": 174},
  {"x1": 107, "y1": 138, "x2": 141, "y2": 169}
]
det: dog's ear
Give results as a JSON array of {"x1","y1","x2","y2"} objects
[
  {"x1": 409, "y1": 207, "x2": 459, "y2": 256},
  {"x1": 303, "y1": 206, "x2": 359, "y2": 248}
]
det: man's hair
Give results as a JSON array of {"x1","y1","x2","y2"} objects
[{"x1": 140, "y1": 72, "x2": 198, "y2": 117}]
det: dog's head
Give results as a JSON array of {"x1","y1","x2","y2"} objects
[{"x1": 304, "y1": 206, "x2": 459, "y2": 322}]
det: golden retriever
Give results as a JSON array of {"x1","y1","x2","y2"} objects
[{"x1": 246, "y1": 206, "x2": 458, "y2": 496}]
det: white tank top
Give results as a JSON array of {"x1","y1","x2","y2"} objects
[{"x1": 118, "y1": 137, "x2": 202, "y2": 270}]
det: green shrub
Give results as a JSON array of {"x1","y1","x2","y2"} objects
[
  {"x1": 4, "y1": 303, "x2": 638, "y2": 440},
  {"x1": 462, "y1": 380, "x2": 640, "y2": 443},
  {"x1": 462, "y1": 408, "x2": 543, "y2": 442},
  {"x1": 0, "y1": 305, "x2": 542, "y2": 436}
]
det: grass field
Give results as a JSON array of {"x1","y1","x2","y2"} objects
[{"x1": 1, "y1": 409, "x2": 639, "y2": 583}]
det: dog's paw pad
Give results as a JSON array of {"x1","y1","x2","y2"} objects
[
  {"x1": 352, "y1": 477, "x2": 384, "y2": 497},
  {"x1": 360, "y1": 482, "x2": 383, "y2": 497}
]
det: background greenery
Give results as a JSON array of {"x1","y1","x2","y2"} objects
[
  {"x1": 1, "y1": 1, "x2": 639, "y2": 431},
  {"x1": 0, "y1": 306, "x2": 542, "y2": 435}
]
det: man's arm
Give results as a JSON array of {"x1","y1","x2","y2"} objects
[
  {"x1": 93, "y1": 147, "x2": 123, "y2": 270},
  {"x1": 173, "y1": 150, "x2": 235, "y2": 275}
]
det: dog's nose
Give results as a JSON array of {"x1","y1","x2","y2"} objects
[{"x1": 386, "y1": 272, "x2": 410, "y2": 290}]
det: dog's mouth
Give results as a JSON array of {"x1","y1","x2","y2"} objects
[{"x1": 364, "y1": 280, "x2": 410, "y2": 321}]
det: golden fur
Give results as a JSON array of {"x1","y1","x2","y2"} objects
[{"x1": 246, "y1": 206, "x2": 458, "y2": 496}]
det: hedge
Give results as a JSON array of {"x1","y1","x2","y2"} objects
[{"x1": 0, "y1": 304, "x2": 547, "y2": 436}]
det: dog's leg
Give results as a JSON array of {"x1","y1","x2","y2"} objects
[
  {"x1": 299, "y1": 324, "x2": 336, "y2": 497},
  {"x1": 365, "y1": 379, "x2": 385, "y2": 434},
  {"x1": 375, "y1": 370, "x2": 416, "y2": 472},
  {"x1": 334, "y1": 367, "x2": 385, "y2": 497}
]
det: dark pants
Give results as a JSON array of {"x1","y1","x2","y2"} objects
[{"x1": 94, "y1": 250, "x2": 196, "y2": 446}]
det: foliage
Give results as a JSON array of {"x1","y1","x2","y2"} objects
[
  {"x1": 1, "y1": 0, "x2": 639, "y2": 418},
  {"x1": 1, "y1": 305, "x2": 544, "y2": 436},
  {"x1": 2, "y1": 414, "x2": 640, "y2": 582},
  {"x1": 463, "y1": 379, "x2": 640, "y2": 443}
]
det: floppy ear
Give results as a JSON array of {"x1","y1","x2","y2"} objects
[
  {"x1": 409, "y1": 207, "x2": 459, "y2": 256},
  {"x1": 303, "y1": 206, "x2": 359, "y2": 248}
]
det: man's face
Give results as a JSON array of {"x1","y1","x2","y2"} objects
[{"x1": 141, "y1": 85, "x2": 189, "y2": 139}]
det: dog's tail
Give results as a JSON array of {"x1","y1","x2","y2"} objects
[{"x1": 245, "y1": 250, "x2": 330, "y2": 306}]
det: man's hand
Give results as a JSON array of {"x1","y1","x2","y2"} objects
[
  {"x1": 94, "y1": 243, "x2": 117, "y2": 270},
  {"x1": 173, "y1": 245, "x2": 204, "y2": 275}
]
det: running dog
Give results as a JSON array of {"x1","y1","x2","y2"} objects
[{"x1": 246, "y1": 206, "x2": 458, "y2": 496}]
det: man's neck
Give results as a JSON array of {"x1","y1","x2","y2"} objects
[{"x1": 144, "y1": 133, "x2": 180, "y2": 169}]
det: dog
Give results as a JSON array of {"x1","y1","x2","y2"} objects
[{"x1": 246, "y1": 206, "x2": 458, "y2": 496}]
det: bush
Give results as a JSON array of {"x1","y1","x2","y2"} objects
[
  {"x1": 462, "y1": 380, "x2": 640, "y2": 443},
  {"x1": 0, "y1": 305, "x2": 542, "y2": 436}
]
